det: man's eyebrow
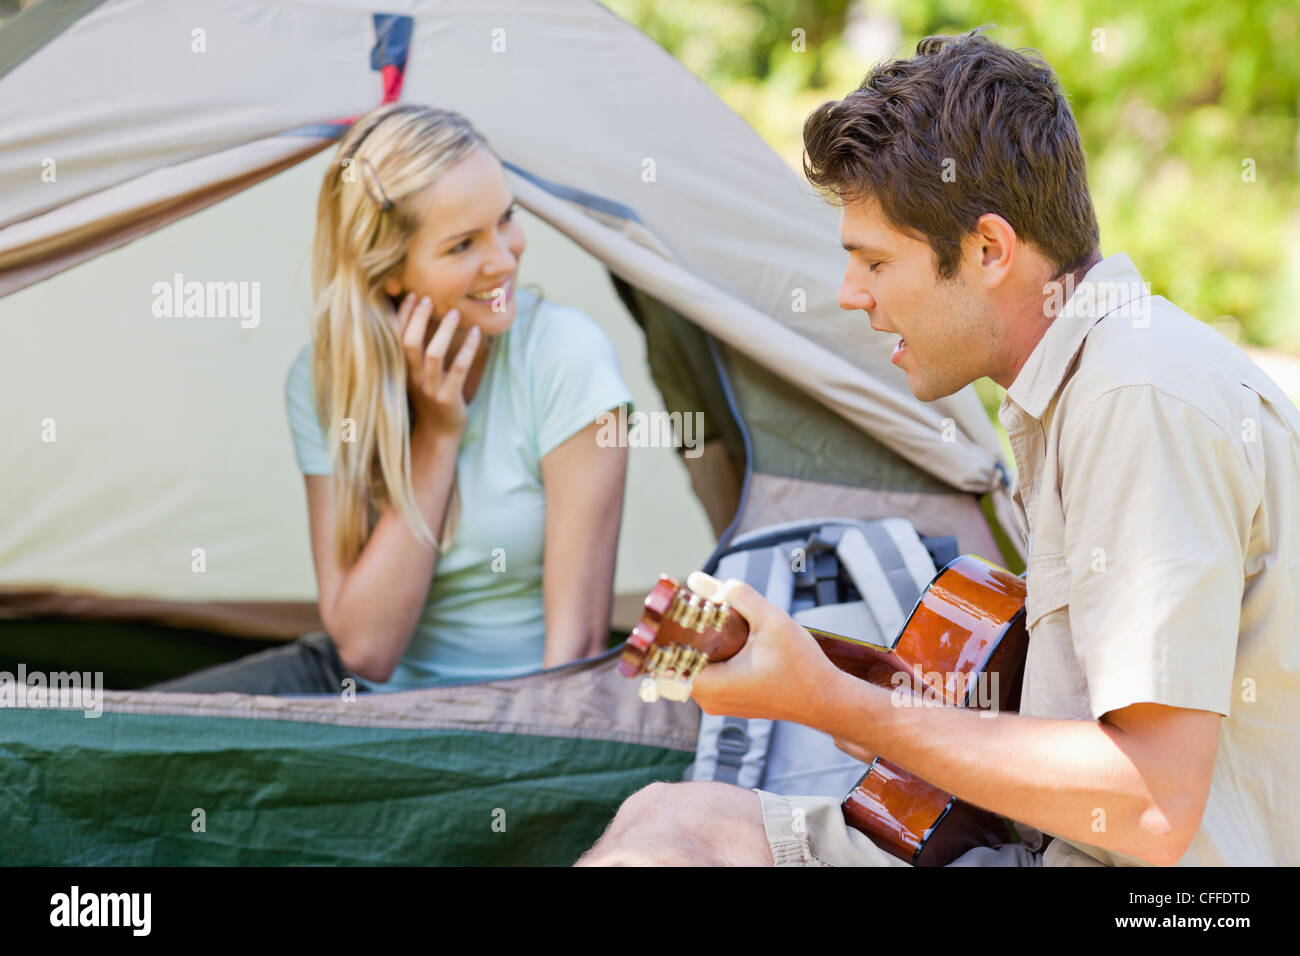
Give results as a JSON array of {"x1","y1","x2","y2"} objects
[
  {"x1": 440, "y1": 195, "x2": 517, "y2": 244},
  {"x1": 841, "y1": 240, "x2": 888, "y2": 255}
]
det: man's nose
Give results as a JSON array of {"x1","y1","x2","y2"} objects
[{"x1": 839, "y1": 279, "x2": 875, "y2": 313}]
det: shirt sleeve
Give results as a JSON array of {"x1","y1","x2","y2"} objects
[
  {"x1": 529, "y1": 303, "x2": 634, "y2": 460},
  {"x1": 1059, "y1": 384, "x2": 1256, "y2": 720},
  {"x1": 284, "y1": 345, "x2": 334, "y2": 476}
]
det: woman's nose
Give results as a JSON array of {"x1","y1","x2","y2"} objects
[{"x1": 484, "y1": 235, "x2": 518, "y2": 275}]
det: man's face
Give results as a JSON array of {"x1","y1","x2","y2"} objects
[{"x1": 838, "y1": 196, "x2": 993, "y2": 402}]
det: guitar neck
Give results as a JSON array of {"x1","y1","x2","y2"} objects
[
  {"x1": 804, "y1": 627, "x2": 903, "y2": 686},
  {"x1": 697, "y1": 604, "x2": 902, "y2": 686},
  {"x1": 620, "y1": 575, "x2": 911, "y2": 696}
]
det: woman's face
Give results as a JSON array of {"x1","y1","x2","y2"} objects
[{"x1": 383, "y1": 146, "x2": 526, "y2": 339}]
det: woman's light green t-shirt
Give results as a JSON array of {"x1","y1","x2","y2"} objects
[{"x1": 284, "y1": 288, "x2": 633, "y2": 690}]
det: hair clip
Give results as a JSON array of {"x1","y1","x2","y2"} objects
[{"x1": 358, "y1": 157, "x2": 393, "y2": 212}]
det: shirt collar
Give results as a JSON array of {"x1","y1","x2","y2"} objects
[{"x1": 1001, "y1": 252, "x2": 1149, "y2": 422}]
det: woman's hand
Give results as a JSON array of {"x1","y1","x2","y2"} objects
[{"x1": 397, "y1": 293, "x2": 480, "y2": 440}]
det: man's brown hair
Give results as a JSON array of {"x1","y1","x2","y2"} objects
[{"x1": 803, "y1": 28, "x2": 1099, "y2": 279}]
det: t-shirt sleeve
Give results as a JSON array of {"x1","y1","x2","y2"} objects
[
  {"x1": 284, "y1": 345, "x2": 334, "y2": 476},
  {"x1": 529, "y1": 303, "x2": 634, "y2": 460},
  {"x1": 1058, "y1": 384, "x2": 1256, "y2": 720}
]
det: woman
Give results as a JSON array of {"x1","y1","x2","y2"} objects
[{"x1": 152, "y1": 104, "x2": 631, "y2": 694}]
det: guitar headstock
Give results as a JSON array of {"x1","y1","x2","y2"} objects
[{"x1": 617, "y1": 574, "x2": 750, "y2": 703}]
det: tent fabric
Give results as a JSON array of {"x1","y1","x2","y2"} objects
[
  {"x1": 736, "y1": 475, "x2": 1003, "y2": 558},
  {"x1": 0, "y1": 714, "x2": 692, "y2": 866},
  {"x1": 0, "y1": 0, "x2": 381, "y2": 231},
  {"x1": 93, "y1": 647, "x2": 699, "y2": 748},
  {"x1": 0, "y1": 589, "x2": 323, "y2": 641},
  {"x1": 0, "y1": 0, "x2": 107, "y2": 84},
  {"x1": 0, "y1": 134, "x2": 336, "y2": 296},
  {"x1": 0, "y1": 649, "x2": 699, "y2": 865}
]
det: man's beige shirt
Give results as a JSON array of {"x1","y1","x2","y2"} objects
[{"x1": 997, "y1": 252, "x2": 1300, "y2": 866}]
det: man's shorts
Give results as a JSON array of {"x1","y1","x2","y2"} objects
[{"x1": 755, "y1": 789, "x2": 1045, "y2": 867}]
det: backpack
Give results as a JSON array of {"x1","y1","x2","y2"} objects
[{"x1": 684, "y1": 516, "x2": 959, "y2": 795}]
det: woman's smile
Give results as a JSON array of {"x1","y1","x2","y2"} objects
[{"x1": 465, "y1": 276, "x2": 514, "y2": 307}]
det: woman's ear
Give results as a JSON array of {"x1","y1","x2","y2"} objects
[{"x1": 382, "y1": 277, "x2": 405, "y2": 315}]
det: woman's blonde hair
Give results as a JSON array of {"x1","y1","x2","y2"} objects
[{"x1": 310, "y1": 103, "x2": 490, "y2": 567}]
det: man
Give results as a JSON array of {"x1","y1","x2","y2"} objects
[{"x1": 577, "y1": 29, "x2": 1300, "y2": 867}]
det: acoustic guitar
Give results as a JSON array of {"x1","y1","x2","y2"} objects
[{"x1": 618, "y1": 554, "x2": 1030, "y2": 867}]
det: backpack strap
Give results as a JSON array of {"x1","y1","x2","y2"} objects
[
  {"x1": 685, "y1": 542, "x2": 795, "y2": 788},
  {"x1": 760, "y1": 518, "x2": 940, "y2": 797},
  {"x1": 832, "y1": 518, "x2": 934, "y2": 647},
  {"x1": 685, "y1": 517, "x2": 943, "y2": 795}
]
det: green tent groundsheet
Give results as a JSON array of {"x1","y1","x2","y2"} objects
[{"x1": 0, "y1": 649, "x2": 698, "y2": 865}]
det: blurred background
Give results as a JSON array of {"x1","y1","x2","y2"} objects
[{"x1": 600, "y1": 0, "x2": 1300, "y2": 420}]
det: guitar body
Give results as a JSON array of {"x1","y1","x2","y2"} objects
[
  {"x1": 620, "y1": 554, "x2": 1030, "y2": 867},
  {"x1": 834, "y1": 555, "x2": 1028, "y2": 866}
]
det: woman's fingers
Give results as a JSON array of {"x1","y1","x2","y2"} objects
[
  {"x1": 402, "y1": 295, "x2": 434, "y2": 377},
  {"x1": 394, "y1": 291, "x2": 416, "y2": 330},
  {"x1": 438, "y1": 325, "x2": 481, "y2": 401},
  {"x1": 421, "y1": 307, "x2": 461, "y2": 387}
]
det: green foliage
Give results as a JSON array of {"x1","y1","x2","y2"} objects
[{"x1": 605, "y1": 0, "x2": 1300, "y2": 348}]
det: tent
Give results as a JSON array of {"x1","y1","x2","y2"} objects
[{"x1": 0, "y1": 0, "x2": 1024, "y2": 864}]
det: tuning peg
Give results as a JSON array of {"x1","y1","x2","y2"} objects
[{"x1": 682, "y1": 648, "x2": 709, "y2": 681}]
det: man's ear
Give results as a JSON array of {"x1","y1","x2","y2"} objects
[{"x1": 972, "y1": 213, "x2": 1017, "y2": 289}]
